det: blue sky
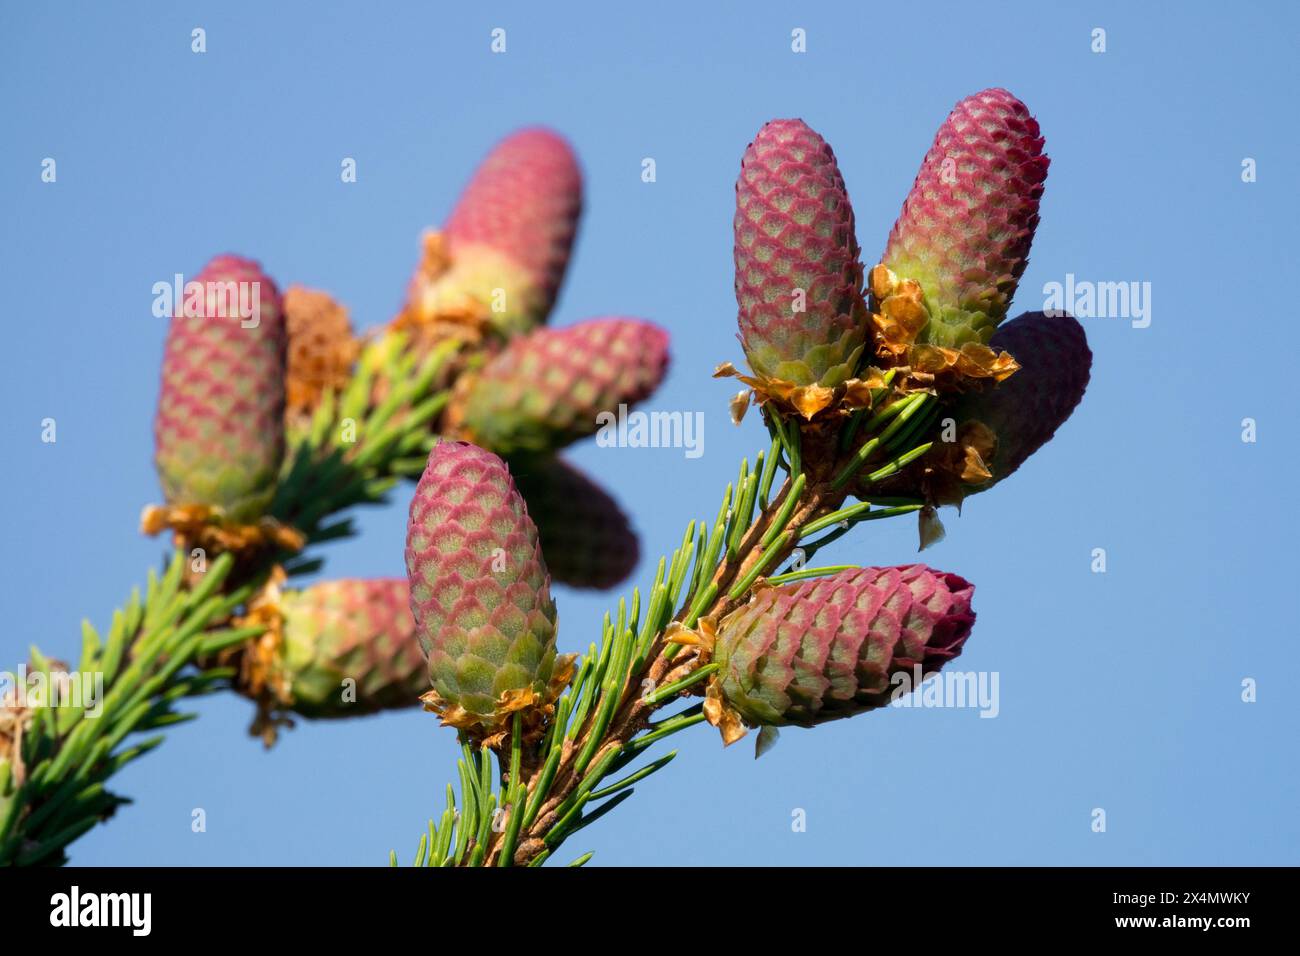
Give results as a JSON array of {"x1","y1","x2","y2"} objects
[{"x1": 2, "y1": 0, "x2": 1297, "y2": 865}]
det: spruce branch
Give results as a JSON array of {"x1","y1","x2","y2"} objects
[
  {"x1": 407, "y1": 92, "x2": 1085, "y2": 866},
  {"x1": 0, "y1": 551, "x2": 250, "y2": 866},
  {"x1": 0, "y1": 335, "x2": 460, "y2": 865},
  {"x1": 8, "y1": 94, "x2": 1088, "y2": 871},
  {"x1": 398, "y1": 393, "x2": 936, "y2": 866}
]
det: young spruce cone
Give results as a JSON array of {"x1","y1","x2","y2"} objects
[
  {"x1": 446, "y1": 317, "x2": 669, "y2": 457},
  {"x1": 404, "y1": 127, "x2": 582, "y2": 337},
  {"x1": 405, "y1": 441, "x2": 561, "y2": 737},
  {"x1": 712, "y1": 565, "x2": 974, "y2": 729},
  {"x1": 859, "y1": 311, "x2": 1091, "y2": 503},
  {"x1": 882, "y1": 88, "x2": 1049, "y2": 348},
  {"x1": 734, "y1": 119, "x2": 867, "y2": 388},
  {"x1": 512, "y1": 457, "x2": 639, "y2": 590},
  {"x1": 153, "y1": 254, "x2": 285, "y2": 522},
  {"x1": 275, "y1": 578, "x2": 426, "y2": 719}
]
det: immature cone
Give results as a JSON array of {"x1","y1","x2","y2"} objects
[
  {"x1": 512, "y1": 457, "x2": 639, "y2": 590},
  {"x1": 882, "y1": 88, "x2": 1049, "y2": 348},
  {"x1": 404, "y1": 128, "x2": 582, "y2": 337},
  {"x1": 447, "y1": 318, "x2": 670, "y2": 457},
  {"x1": 860, "y1": 311, "x2": 1091, "y2": 503},
  {"x1": 283, "y1": 286, "x2": 358, "y2": 418},
  {"x1": 712, "y1": 565, "x2": 974, "y2": 731},
  {"x1": 405, "y1": 441, "x2": 560, "y2": 736},
  {"x1": 154, "y1": 254, "x2": 285, "y2": 522},
  {"x1": 734, "y1": 119, "x2": 867, "y2": 388},
  {"x1": 264, "y1": 578, "x2": 426, "y2": 718},
  {"x1": 956, "y1": 311, "x2": 1090, "y2": 488}
]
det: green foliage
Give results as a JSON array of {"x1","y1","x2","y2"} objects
[{"x1": 0, "y1": 551, "x2": 253, "y2": 865}]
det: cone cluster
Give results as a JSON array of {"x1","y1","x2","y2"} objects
[
  {"x1": 137, "y1": 102, "x2": 1089, "y2": 779},
  {"x1": 723, "y1": 91, "x2": 1087, "y2": 516},
  {"x1": 729, "y1": 90, "x2": 1056, "y2": 411},
  {"x1": 389, "y1": 128, "x2": 665, "y2": 592}
]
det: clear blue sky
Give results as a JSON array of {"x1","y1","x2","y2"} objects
[{"x1": 2, "y1": 0, "x2": 1296, "y2": 866}]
